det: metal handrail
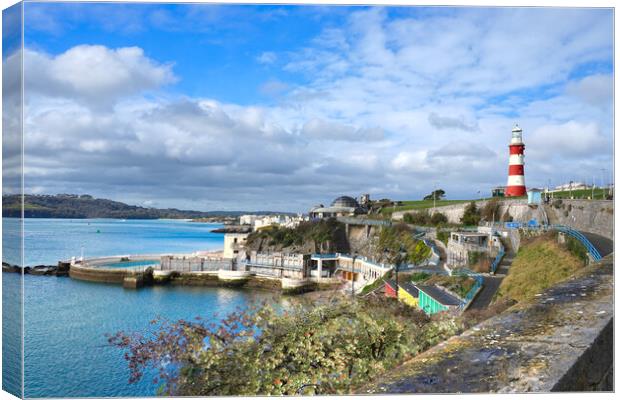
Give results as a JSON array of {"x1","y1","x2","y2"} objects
[
  {"x1": 502, "y1": 222, "x2": 603, "y2": 261},
  {"x1": 552, "y1": 225, "x2": 602, "y2": 260},
  {"x1": 490, "y1": 249, "x2": 505, "y2": 274}
]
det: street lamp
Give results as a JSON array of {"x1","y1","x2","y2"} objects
[
  {"x1": 351, "y1": 253, "x2": 357, "y2": 298},
  {"x1": 384, "y1": 246, "x2": 407, "y2": 300}
]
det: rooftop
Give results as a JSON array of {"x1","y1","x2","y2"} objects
[
  {"x1": 416, "y1": 284, "x2": 462, "y2": 306},
  {"x1": 399, "y1": 281, "x2": 419, "y2": 298},
  {"x1": 331, "y1": 195, "x2": 360, "y2": 208}
]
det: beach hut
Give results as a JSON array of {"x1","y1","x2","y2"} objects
[
  {"x1": 397, "y1": 282, "x2": 419, "y2": 308},
  {"x1": 417, "y1": 285, "x2": 461, "y2": 315},
  {"x1": 384, "y1": 279, "x2": 398, "y2": 298}
]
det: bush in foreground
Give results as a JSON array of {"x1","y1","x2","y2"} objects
[{"x1": 108, "y1": 297, "x2": 462, "y2": 396}]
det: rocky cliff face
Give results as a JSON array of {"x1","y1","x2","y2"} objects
[{"x1": 243, "y1": 219, "x2": 351, "y2": 254}]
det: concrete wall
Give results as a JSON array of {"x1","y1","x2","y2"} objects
[
  {"x1": 363, "y1": 255, "x2": 614, "y2": 393},
  {"x1": 544, "y1": 200, "x2": 613, "y2": 239},
  {"x1": 393, "y1": 199, "x2": 613, "y2": 240}
]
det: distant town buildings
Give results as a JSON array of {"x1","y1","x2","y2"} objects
[{"x1": 238, "y1": 214, "x2": 307, "y2": 231}]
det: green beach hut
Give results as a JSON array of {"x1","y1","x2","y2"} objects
[{"x1": 417, "y1": 285, "x2": 462, "y2": 315}]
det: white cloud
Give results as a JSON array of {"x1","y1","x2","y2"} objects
[
  {"x1": 19, "y1": 7, "x2": 614, "y2": 209},
  {"x1": 256, "y1": 51, "x2": 277, "y2": 64},
  {"x1": 24, "y1": 45, "x2": 176, "y2": 107},
  {"x1": 301, "y1": 118, "x2": 384, "y2": 142},
  {"x1": 528, "y1": 121, "x2": 609, "y2": 159},
  {"x1": 566, "y1": 74, "x2": 613, "y2": 109}
]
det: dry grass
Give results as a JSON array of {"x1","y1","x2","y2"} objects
[{"x1": 495, "y1": 235, "x2": 584, "y2": 303}]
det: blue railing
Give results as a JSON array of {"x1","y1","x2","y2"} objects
[
  {"x1": 458, "y1": 273, "x2": 484, "y2": 311},
  {"x1": 490, "y1": 249, "x2": 505, "y2": 274},
  {"x1": 503, "y1": 222, "x2": 602, "y2": 261},
  {"x1": 553, "y1": 225, "x2": 602, "y2": 261},
  {"x1": 311, "y1": 253, "x2": 339, "y2": 259}
]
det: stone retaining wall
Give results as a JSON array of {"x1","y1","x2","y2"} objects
[
  {"x1": 364, "y1": 255, "x2": 613, "y2": 393},
  {"x1": 393, "y1": 199, "x2": 613, "y2": 240}
]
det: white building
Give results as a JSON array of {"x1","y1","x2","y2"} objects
[
  {"x1": 239, "y1": 215, "x2": 259, "y2": 226},
  {"x1": 223, "y1": 232, "x2": 250, "y2": 259},
  {"x1": 253, "y1": 214, "x2": 306, "y2": 231}
]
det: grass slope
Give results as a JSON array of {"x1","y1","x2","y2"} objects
[
  {"x1": 495, "y1": 235, "x2": 585, "y2": 303},
  {"x1": 549, "y1": 188, "x2": 611, "y2": 200}
]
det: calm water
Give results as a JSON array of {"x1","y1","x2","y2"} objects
[
  {"x1": 1, "y1": 218, "x2": 281, "y2": 398},
  {"x1": 3, "y1": 218, "x2": 226, "y2": 266}
]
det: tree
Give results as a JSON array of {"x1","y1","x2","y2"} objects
[
  {"x1": 460, "y1": 201, "x2": 481, "y2": 226},
  {"x1": 107, "y1": 297, "x2": 460, "y2": 396},
  {"x1": 423, "y1": 189, "x2": 446, "y2": 201}
]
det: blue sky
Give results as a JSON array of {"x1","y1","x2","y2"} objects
[{"x1": 3, "y1": 2, "x2": 614, "y2": 212}]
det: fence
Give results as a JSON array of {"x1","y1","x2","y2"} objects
[
  {"x1": 490, "y1": 249, "x2": 505, "y2": 274},
  {"x1": 458, "y1": 273, "x2": 484, "y2": 311},
  {"x1": 503, "y1": 222, "x2": 602, "y2": 261},
  {"x1": 554, "y1": 225, "x2": 602, "y2": 261}
]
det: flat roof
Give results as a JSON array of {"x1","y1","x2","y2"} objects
[
  {"x1": 452, "y1": 232, "x2": 488, "y2": 237},
  {"x1": 417, "y1": 285, "x2": 462, "y2": 306},
  {"x1": 399, "y1": 281, "x2": 419, "y2": 298}
]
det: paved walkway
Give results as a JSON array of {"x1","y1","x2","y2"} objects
[
  {"x1": 467, "y1": 254, "x2": 514, "y2": 311},
  {"x1": 579, "y1": 231, "x2": 613, "y2": 258}
]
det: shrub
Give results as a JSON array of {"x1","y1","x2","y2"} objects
[
  {"x1": 430, "y1": 212, "x2": 448, "y2": 225},
  {"x1": 480, "y1": 198, "x2": 501, "y2": 222},
  {"x1": 403, "y1": 211, "x2": 447, "y2": 226},
  {"x1": 403, "y1": 210, "x2": 430, "y2": 225},
  {"x1": 563, "y1": 235, "x2": 588, "y2": 265},
  {"x1": 410, "y1": 272, "x2": 431, "y2": 283},
  {"x1": 460, "y1": 201, "x2": 481, "y2": 226},
  {"x1": 436, "y1": 230, "x2": 450, "y2": 245},
  {"x1": 108, "y1": 297, "x2": 461, "y2": 396}
]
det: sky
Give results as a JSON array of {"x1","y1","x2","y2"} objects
[{"x1": 2, "y1": 2, "x2": 614, "y2": 212}]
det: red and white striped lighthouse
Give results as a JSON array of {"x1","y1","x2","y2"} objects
[{"x1": 505, "y1": 124, "x2": 526, "y2": 197}]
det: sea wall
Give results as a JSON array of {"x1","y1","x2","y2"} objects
[
  {"x1": 393, "y1": 199, "x2": 613, "y2": 239},
  {"x1": 544, "y1": 200, "x2": 613, "y2": 239},
  {"x1": 364, "y1": 255, "x2": 613, "y2": 393},
  {"x1": 69, "y1": 263, "x2": 340, "y2": 293}
]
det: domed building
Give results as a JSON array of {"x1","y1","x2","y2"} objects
[{"x1": 309, "y1": 195, "x2": 366, "y2": 219}]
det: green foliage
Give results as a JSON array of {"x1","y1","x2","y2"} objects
[
  {"x1": 402, "y1": 211, "x2": 447, "y2": 227},
  {"x1": 246, "y1": 218, "x2": 346, "y2": 252},
  {"x1": 403, "y1": 211, "x2": 429, "y2": 225},
  {"x1": 410, "y1": 272, "x2": 431, "y2": 283},
  {"x1": 436, "y1": 230, "x2": 450, "y2": 245},
  {"x1": 468, "y1": 251, "x2": 483, "y2": 266},
  {"x1": 430, "y1": 212, "x2": 448, "y2": 225},
  {"x1": 460, "y1": 201, "x2": 481, "y2": 226},
  {"x1": 480, "y1": 198, "x2": 501, "y2": 222},
  {"x1": 378, "y1": 225, "x2": 431, "y2": 265},
  {"x1": 425, "y1": 275, "x2": 475, "y2": 299},
  {"x1": 423, "y1": 189, "x2": 446, "y2": 201},
  {"x1": 109, "y1": 297, "x2": 462, "y2": 396},
  {"x1": 564, "y1": 236, "x2": 589, "y2": 265}
]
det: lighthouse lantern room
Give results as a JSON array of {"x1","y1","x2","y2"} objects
[{"x1": 505, "y1": 124, "x2": 526, "y2": 197}]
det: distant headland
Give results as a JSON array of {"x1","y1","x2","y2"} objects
[{"x1": 1, "y1": 194, "x2": 291, "y2": 220}]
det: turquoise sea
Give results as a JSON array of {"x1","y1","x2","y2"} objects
[{"x1": 2, "y1": 218, "x2": 280, "y2": 398}]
